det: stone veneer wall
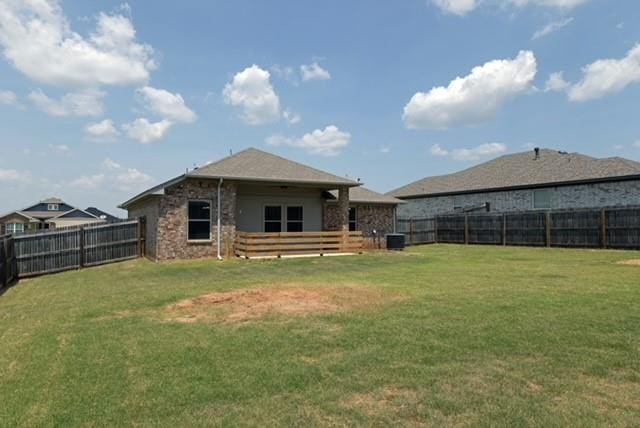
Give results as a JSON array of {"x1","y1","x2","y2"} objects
[
  {"x1": 129, "y1": 178, "x2": 237, "y2": 261},
  {"x1": 397, "y1": 179, "x2": 640, "y2": 219},
  {"x1": 324, "y1": 203, "x2": 396, "y2": 249}
]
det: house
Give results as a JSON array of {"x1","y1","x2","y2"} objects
[
  {"x1": 119, "y1": 148, "x2": 402, "y2": 261},
  {"x1": 0, "y1": 198, "x2": 107, "y2": 235},
  {"x1": 85, "y1": 207, "x2": 121, "y2": 223},
  {"x1": 389, "y1": 148, "x2": 640, "y2": 218}
]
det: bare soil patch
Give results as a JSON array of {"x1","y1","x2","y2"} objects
[
  {"x1": 617, "y1": 259, "x2": 640, "y2": 266},
  {"x1": 165, "y1": 284, "x2": 398, "y2": 323}
]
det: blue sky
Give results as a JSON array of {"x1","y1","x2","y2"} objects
[{"x1": 1, "y1": 0, "x2": 639, "y2": 215}]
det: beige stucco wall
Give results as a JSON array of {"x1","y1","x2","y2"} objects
[{"x1": 48, "y1": 218, "x2": 105, "y2": 228}]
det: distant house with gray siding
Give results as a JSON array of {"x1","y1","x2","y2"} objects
[{"x1": 389, "y1": 148, "x2": 640, "y2": 218}]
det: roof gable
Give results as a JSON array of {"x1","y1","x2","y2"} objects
[
  {"x1": 53, "y1": 209, "x2": 98, "y2": 219},
  {"x1": 327, "y1": 186, "x2": 404, "y2": 205},
  {"x1": 188, "y1": 148, "x2": 358, "y2": 186},
  {"x1": 389, "y1": 149, "x2": 640, "y2": 198}
]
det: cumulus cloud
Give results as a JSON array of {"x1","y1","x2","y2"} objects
[
  {"x1": 568, "y1": 44, "x2": 640, "y2": 102},
  {"x1": 430, "y1": 143, "x2": 507, "y2": 161},
  {"x1": 28, "y1": 88, "x2": 105, "y2": 117},
  {"x1": 122, "y1": 118, "x2": 173, "y2": 144},
  {"x1": 430, "y1": 0, "x2": 589, "y2": 15},
  {"x1": 69, "y1": 158, "x2": 152, "y2": 192},
  {"x1": 0, "y1": 0, "x2": 155, "y2": 87},
  {"x1": 0, "y1": 90, "x2": 17, "y2": 105},
  {"x1": 223, "y1": 65, "x2": 281, "y2": 125},
  {"x1": 85, "y1": 119, "x2": 119, "y2": 141},
  {"x1": 0, "y1": 168, "x2": 31, "y2": 183},
  {"x1": 300, "y1": 62, "x2": 331, "y2": 81},
  {"x1": 283, "y1": 109, "x2": 301, "y2": 124},
  {"x1": 135, "y1": 86, "x2": 196, "y2": 123},
  {"x1": 403, "y1": 50, "x2": 537, "y2": 129},
  {"x1": 532, "y1": 17, "x2": 574, "y2": 40},
  {"x1": 266, "y1": 125, "x2": 351, "y2": 156},
  {"x1": 545, "y1": 71, "x2": 571, "y2": 92}
]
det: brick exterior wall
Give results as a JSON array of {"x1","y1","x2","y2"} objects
[
  {"x1": 397, "y1": 179, "x2": 640, "y2": 219},
  {"x1": 128, "y1": 179, "x2": 237, "y2": 261}
]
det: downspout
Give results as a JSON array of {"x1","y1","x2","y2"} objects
[{"x1": 217, "y1": 178, "x2": 223, "y2": 260}]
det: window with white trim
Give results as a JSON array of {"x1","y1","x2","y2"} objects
[
  {"x1": 188, "y1": 200, "x2": 211, "y2": 240},
  {"x1": 348, "y1": 207, "x2": 357, "y2": 231},
  {"x1": 533, "y1": 189, "x2": 551, "y2": 209},
  {"x1": 47, "y1": 204, "x2": 59, "y2": 211},
  {"x1": 5, "y1": 223, "x2": 24, "y2": 234},
  {"x1": 264, "y1": 205, "x2": 282, "y2": 233},
  {"x1": 286, "y1": 206, "x2": 303, "y2": 232}
]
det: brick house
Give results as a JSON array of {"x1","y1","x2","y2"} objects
[
  {"x1": 389, "y1": 148, "x2": 640, "y2": 219},
  {"x1": 119, "y1": 148, "x2": 402, "y2": 261}
]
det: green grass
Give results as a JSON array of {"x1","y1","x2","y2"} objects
[{"x1": 1, "y1": 245, "x2": 639, "y2": 426}]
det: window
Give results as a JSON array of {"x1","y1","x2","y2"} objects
[
  {"x1": 286, "y1": 206, "x2": 303, "y2": 232},
  {"x1": 453, "y1": 195, "x2": 464, "y2": 211},
  {"x1": 5, "y1": 223, "x2": 24, "y2": 234},
  {"x1": 264, "y1": 205, "x2": 282, "y2": 232},
  {"x1": 533, "y1": 189, "x2": 551, "y2": 209},
  {"x1": 349, "y1": 207, "x2": 357, "y2": 231},
  {"x1": 47, "y1": 204, "x2": 59, "y2": 211},
  {"x1": 188, "y1": 200, "x2": 211, "y2": 240}
]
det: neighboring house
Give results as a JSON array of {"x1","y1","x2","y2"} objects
[
  {"x1": 85, "y1": 207, "x2": 121, "y2": 223},
  {"x1": 390, "y1": 148, "x2": 640, "y2": 218},
  {"x1": 119, "y1": 148, "x2": 403, "y2": 261},
  {"x1": 0, "y1": 198, "x2": 107, "y2": 235}
]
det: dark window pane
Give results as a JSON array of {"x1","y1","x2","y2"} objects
[
  {"x1": 349, "y1": 222, "x2": 357, "y2": 232},
  {"x1": 287, "y1": 206, "x2": 303, "y2": 222},
  {"x1": 265, "y1": 221, "x2": 282, "y2": 232},
  {"x1": 188, "y1": 221, "x2": 210, "y2": 240},
  {"x1": 264, "y1": 206, "x2": 282, "y2": 221},
  {"x1": 189, "y1": 201, "x2": 211, "y2": 220},
  {"x1": 349, "y1": 207, "x2": 357, "y2": 222},
  {"x1": 287, "y1": 222, "x2": 303, "y2": 232}
]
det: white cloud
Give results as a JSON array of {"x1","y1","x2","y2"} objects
[
  {"x1": 568, "y1": 44, "x2": 640, "y2": 102},
  {"x1": 283, "y1": 109, "x2": 301, "y2": 124},
  {"x1": 29, "y1": 88, "x2": 105, "y2": 116},
  {"x1": 69, "y1": 158, "x2": 152, "y2": 192},
  {"x1": 403, "y1": 50, "x2": 537, "y2": 129},
  {"x1": 50, "y1": 144, "x2": 71, "y2": 155},
  {"x1": 430, "y1": 143, "x2": 507, "y2": 161},
  {"x1": 135, "y1": 86, "x2": 196, "y2": 123},
  {"x1": 431, "y1": 0, "x2": 478, "y2": 16},
  {"x1": 507, "y1": 0, "x2": 590, "y2": 8},
  {"x1": 0, "y1": 90, "x2": 17, "y2": 105},
  {"x1": 545, "y1": 71, "x2": 570, "y2": 92},
  {"x1": 122, "y1": 118, "x2": 173, "y2": 144},
  {"x1": 532, "y1": 17, "x2": 574, "y2": 40},
  {"x1": 223, "y1": 65, "x2": 280, "y2": 125},
  {"x1": 85, "y1": 119, "x2": 119, "y2": 141},
  {"x1": 0, "y1": 168, "x2": 31, "y2": 183},
  {"x1": 266, "y1": 125, "x2": 351, "y2": 156},
  {"x1": 0, "y1": 1, "x2": 155, "y2": 87},
  {"x1": 300, "y1": 62, "x2": 331, "y2": 81}
]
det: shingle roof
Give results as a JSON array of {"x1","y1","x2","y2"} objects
[
  {"x1": 389, "y1": 149, "x2": 640, "y2": 198},
  {"x1": 327, "y1": 186, "x2": 404, "y2": 205},
  {"x1": 188, "y1": 148, "x2": 359, "y2": 186}
]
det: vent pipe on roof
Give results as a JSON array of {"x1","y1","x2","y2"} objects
[{"x1": 534, "y1": 147, "x2": 540, "y2": 160}]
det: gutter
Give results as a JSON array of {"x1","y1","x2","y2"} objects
[{"x1": 217, "y1": 178, "x2": 223, "y2": 260}]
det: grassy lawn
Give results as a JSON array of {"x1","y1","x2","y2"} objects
[{"x1": 1, "y1": 245, "x2": 639, "y2": 426}]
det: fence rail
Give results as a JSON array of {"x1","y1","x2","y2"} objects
[
  {"x1": 398, "y1": 206, "x2": 640, "y2": 250},
  {"x1": 235, "y1": 230, "x2": 364, "y2": 259},
  {"x1": 0, "y1": 219, "x2": 144, "y2": 281}
]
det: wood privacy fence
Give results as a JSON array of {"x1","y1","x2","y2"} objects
[
  {"x1": 0, "y1": 219, "x2": 145, "y2": 283},
  {"x1": 398, "y1": 206, "x2": 640, "y2": 250},
  {"x1": 235, "y1": 231, "x2": 364, "y2": 259},
  {"x1": 1, "y1": 234, "x2": 17, "y2": 288}
]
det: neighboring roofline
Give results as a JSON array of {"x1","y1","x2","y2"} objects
[
  {"x1": 393, "y1": 174, "x2": 640, "y2": 200},
  {"x1": 118, "y1": 174, "x2": 186, "y2": 209},
  {"x1": 0, "y1": 210, "x2": 38, "y2": 222},
  {"x1": 45, "y1": 208, "x2": 100, "y2": 222}
]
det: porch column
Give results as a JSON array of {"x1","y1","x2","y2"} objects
[{"x1": 338, "y1": 186, "x2": 349, "y2": 251}]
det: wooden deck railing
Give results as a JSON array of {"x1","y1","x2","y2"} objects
[{"x1": 235, "y1": 231, "x2": 363, "y2": 259}]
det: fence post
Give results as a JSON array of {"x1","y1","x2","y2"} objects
[
  {"x1": 409, "y1": 218, "x2": 414, "y2": 246},
  {"x1": 434, "y1": 217, "x2": 438, "y2": 244},
  {"x1": 502, "y1": 214, "x2": 507, "y2": 246},
  {"x1": 138, "y1": 217, "x2": 147, "y2": 257},
  {"x1": 1, "y1": 237, "x2": 7, "y2": 288},
  {"x1": 600, "y1": 209, "x2": 607, "y2": 249},
  {"x1": 79, "y1": 226, "x2": 85, "y2": 268},
  {"x1": 464, "y1": 213, "x2": 469, "y2": 245},
  {"x1": 545, "y1": 212, "x2": 552, "y2": 248}
]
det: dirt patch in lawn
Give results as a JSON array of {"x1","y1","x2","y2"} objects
[
  {"x1": 617, "y1": 259, "x2": 640, "y2": 266},
  {"x1": 164, "y1": 285, "x2": 398, "y2": 323}
]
